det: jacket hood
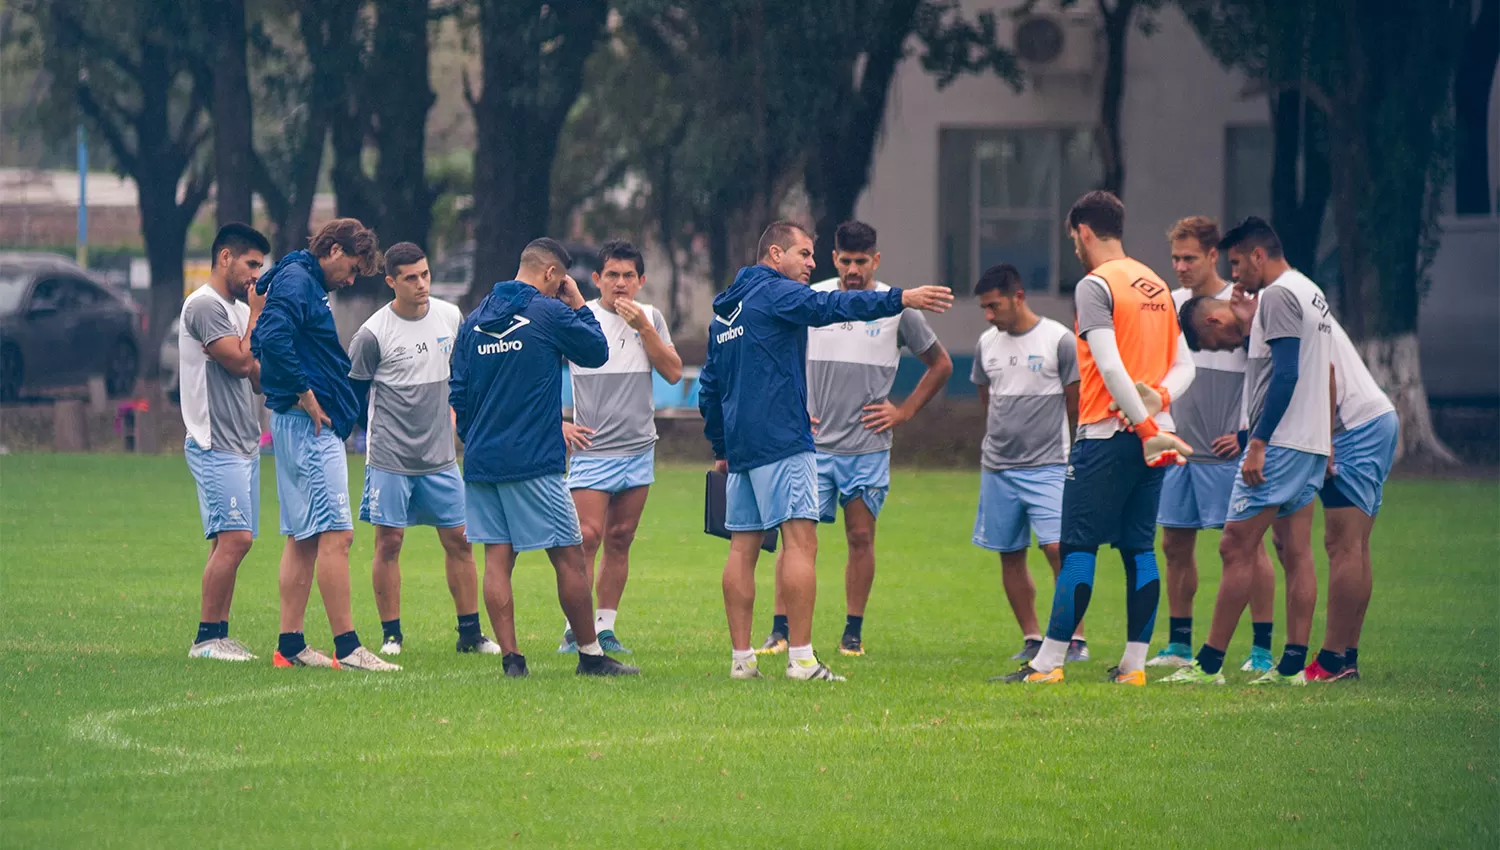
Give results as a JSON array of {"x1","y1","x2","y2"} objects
[
  {"x1": 474, "y1": 281, "x2": 539, "y2": 331},
  {"x1": 713, "y1": 264, "x2": 785, "y2": 319},
  {"x1": 255, "y1": 249, "x2": 322, "y2": 295}
]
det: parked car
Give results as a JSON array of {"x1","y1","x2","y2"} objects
[
  {"x1": 0, "y1": 252, "x2": 144, "y2": 402},
  {"x1": 429, "y1": 241, "x2": 602, "y2": 302}
]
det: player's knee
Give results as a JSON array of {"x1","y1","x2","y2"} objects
[
  {"x1": 844, "y1": 526, "x2": 875, "y2": 552},
  {"x1": 579, "y1": 520, "x2": 606, "y2": 551},
  {"x1": 604, "y1": 523, "x2": 637, "y2": 553},
  {"x1": 216, "y1": 531, "x2": 254, "y2": 562},
  {"x1": 374, "y1": 528, "x2": 405, "y2": 559},
  {"x1": 319, "y1": 530, "x2": 353, "y2": 557}
]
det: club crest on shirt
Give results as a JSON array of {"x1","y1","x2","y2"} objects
[{"x1": 1028, "y1": 355, "x2": 1044, "y2": 372}]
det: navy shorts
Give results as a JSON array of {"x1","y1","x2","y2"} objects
[{"x1": 1061, "y1": 431, "x2": 1164, "y2": 551}]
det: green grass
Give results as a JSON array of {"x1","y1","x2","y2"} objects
[{"x1": 1, "y1": 454, "x2": 1496, "y2": 848}]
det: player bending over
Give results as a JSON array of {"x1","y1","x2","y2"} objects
[
  {"x1": 252, "y1": 218, "x2": 398, "y2": 671},
  {"x1": 1163, "y1": 217, "x2": 1333, "y2": 685},
  {"x1": 1147, "y1": 216, "x2": 1278, "y2": 675}
]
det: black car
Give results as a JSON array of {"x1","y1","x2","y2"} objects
[{"x1": 0, "y1": 253, "x2": 144, "y2": 402}]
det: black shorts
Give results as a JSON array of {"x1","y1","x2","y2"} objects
[{"x1": 1061, "y1": 431, "x2": 1165, "y2": 551}]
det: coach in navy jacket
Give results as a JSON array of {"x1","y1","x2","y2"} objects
[
  {"x1": 251, "y1": 249, "x2": 362, "y2": 440},
  {"x1": 450, "y1": 269, "x2": 609, "y2": 483},
  {"x1": 699, "y1": 263, "x2": 901, "y2": 473},
  {"x1": 698, "y1": 222, "x2": 952, "y2": 682}
]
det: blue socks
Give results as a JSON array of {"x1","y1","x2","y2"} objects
[
  {"x1": 1252, "y1": 621, "x2": 1273, "y2": 651},
  {"x1": 1121, "y1": 548, "x2": 1160, "y2": 644},
  {"x1": 1046, "y1": 547, "x2": 1097, "y2": 642},
  {"x1": 278, "y1": 631, "x2": 307, "y2": 660},
  {"x1": 771, "y1": 614, "x2": 789, "y2": 638}
]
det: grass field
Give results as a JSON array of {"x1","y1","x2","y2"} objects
[{"x1": 1, "y1": 454, "x2": 1496, "y2": 848}]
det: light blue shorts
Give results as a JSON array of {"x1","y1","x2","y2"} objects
[
  {"x1": 1322, "y1": 411, "x2": 1399, "y2": 517},
  {"x1": 1227, "y1": 446, "x2": 1327, "y2": 523},
  {"x1": 184, "y1": 438, "x2": 260, "y2": 539},
  {"x1": 725, "y1": 452, "x2": 819, "y2": 532},
  {"x1": 567, "y1": 447, "x2": 655, "y2": 494},
  {"x1": 464, "y1": 475, "x2": 583, "y2": 551},
  {"x1": 816, "y1": 450, "x2": 890, "y2": 523},
  {"x1": 1157, "y1": 461, "x2": 1238, "y2": 530},
  {"x1": 973, "y1": 465, "x2": 1065, "y2": 552},
  {"x1": 270, "y1": 410, "x2": 353, "y2": 541},
  {"x1": 360, "y1": 464, "x2": 466, "y2": 529}
]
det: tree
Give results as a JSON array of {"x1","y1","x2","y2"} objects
[
  {"x1": 1454, "y1": 0, "x2": 1498, "y2": 215},
  {"x1": 34, "y1": 0, "x2": 215, "y2": 377},
  {"x1": 464, "y1": 1, "x2": 609, "y2": 307},
  {"x1": 804, "y1": 1, "x2": 1025, "y2": 284},
  {"x1": 1269, "y1": 89, "x2": 1331, "y2": 272},
  {"x1": 211, "y1": 0, "x2": 254, "y2": 225},
  {"x1": 247, "y1": 1, "x2": 362, "y2": 257},
  {"x1": 1184, "y1": 0, "x2": 1472, "y2": 465}
]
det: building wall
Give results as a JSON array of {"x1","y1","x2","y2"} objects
[{"x1": 860, "y1": 3, "x2": 1270, "y2": 346}]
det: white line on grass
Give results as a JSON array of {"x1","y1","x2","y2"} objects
[{"x1": 3, "y1": 682, "x2": 1413, "y2": 788}]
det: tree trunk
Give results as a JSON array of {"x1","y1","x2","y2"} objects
[
  {"x1": 466, "y1": 0, "x2": 607, "y2": 309},
  {"x1": 1270, "y1": 91, "x2": 1331, "y2": 272},
  {"x1": 212, "y1": 0, "x2": 254, "y2": 226},
  {"x1": 1095, "y1": 0, "x2": 1136, "y2": 197},
  {"x1": 708, "y1": 209, "x2": 730, "y2": 294},
  {"x1": 370, "y1": 0, "x2": 436, "y2": 250},
  {"x1": 1356, "y1": 334, "x2": 1459, "y2": 466},
  {"x1": 1455, "y1": 0, "x2": 1499, "y2": 215},
  {"x1": 137, "y1": 178, "x2": 191, "y2": 377}
]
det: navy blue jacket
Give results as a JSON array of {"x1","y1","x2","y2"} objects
[
  {"x1": 250, "y1": 251, "x2": 360, "y2": 440},
  {"x1": 699, "y1": 265, "x2": 905, "y2": 472},
  {"x1": 450, "y1": 281, "x2": 608, "y2": 483}
]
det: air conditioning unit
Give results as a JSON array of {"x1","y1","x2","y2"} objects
[{"x1": 1012, "y1": 11, "x2": 1101, "y2": 80}]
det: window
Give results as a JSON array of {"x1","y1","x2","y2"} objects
[
  {"x1": 1224, "y1": 124, "x2": 1273, "y2": 229},
  {"x1": 938, "y1": 128, "x2": 1103, "y2": 295}
]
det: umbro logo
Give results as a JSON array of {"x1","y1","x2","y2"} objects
[
  {"x1": 477, "y1": 316, "x2": 530, "y2": 354},
  {"x1": 1131, "y1": 278, "x2": 1165, "y2": 299},
  {"x1": 714, "y1": 303, "x2": 744, "y2": 344}
]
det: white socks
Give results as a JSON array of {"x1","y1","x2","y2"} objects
[
  {"x1": 1118, "y1": 642, "x2": 1148, "y2": 675},
  {"x1": 788, "y1": 644, "x2": 814, "y2": 663},
  {"x1": 1023, "y1": 633, "x2": 1043, "y2": 642},
  {"x1": 1031, "y1": 637, "x2": 1069, "y2": 673},
  {"x1": 578, "y1": 640, "x2": 603, "y2": 657},
  {"x1": 596, "y1": 608, "x2": 618, "y2": 633},
  {"x1": 732, "y1": 648, "x2": 756, "y2": 663}
]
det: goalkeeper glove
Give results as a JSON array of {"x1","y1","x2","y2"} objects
[
  {"x1": 1108, "y1": 382, "x2": 1170, "y2": 425},
  {"x1": 1133, "y1": 418, "x2": 1192, "y2": 468}
]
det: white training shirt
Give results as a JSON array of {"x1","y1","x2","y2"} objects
[
  {"x1": 348, "y1": 298, "x2": 463, "y2": 475},
  {"x1": 970, "y1": 317, "x2": 1078, "y2": 470},
  {"x1": 1328, "y1": 319, "x2": 1395, "y2": 433},
  {"x1": 1244, "y1": 269, "x2": 1334, "y2": 455},
  {"x1": 568, "y1": 299, "x2": 674, "y2": 457}
]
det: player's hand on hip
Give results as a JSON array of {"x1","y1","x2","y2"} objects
[
  {"x1": 1326, "y1": 451, "x2": 1336, "y2": 480},
  {"x1": 808, "y1": 414, "x2": 821, "y2": 435},
  {"x1": 562, "y1": 422, "x2": 594, "y2": 452},
  {"x1": 297, "y1": 390, "x2": 331, "y2": 435},
  {"x1": 901, "y1": 286, "x2": 954, "y2": 313},
  {"x1": 1211, "y1": 432, "x2": 1242, "y2": 458},
  {"x1": 861, "y1": 400, "x2": 909, "y2": 434},
  {"x1": 1241, "y1": 438, "x2": 1267, "y2": 485},
  {"x1": 713, "y1": 459, "x2": 728, "y2": 474}
]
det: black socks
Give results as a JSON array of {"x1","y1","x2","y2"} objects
[
  {"x1": 1252, "y1": 621, "x2": 1273, "y2": 651},
  {"x1": 844, "y1": 615, "x2": 863, "y2": 639},
  {"x1": 1169, "y1": 617, "x2": 1192, "y2": 646},
  {"x1": 1316, "y1": 648, "x2": 1346, "y2": 675},
  {"x1": 457, "y1": 612, "x2": 481, "y2": 643},
  {"x1": 1277, "y1": 644, "x2": 1308, "y2": 677},
  {"x1": 278, "y1": 631, "x2": 307, "y2": 660},
  {"x1": 333, "y1": 631, "x2": 361, "y2": 660},
  {"x1": 1197, "y1": 644, "x2": 1227, "y2": 675},
  {"x1": 771, "y1": 614, "x2": 789, "y2": 638},
  {"x1": 381, "y1": 618, "x2": 403, "y2": 642}
]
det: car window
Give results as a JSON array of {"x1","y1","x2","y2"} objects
[
  {"x1": 0, "y1": 272, "x2": 29, "y2": 314},
  {"x1": 67, "y1": 278, "x2": 110, "y2": 306},
  {"x1": 28, "y1": 278, "x2": 63, "y2": 312}
]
